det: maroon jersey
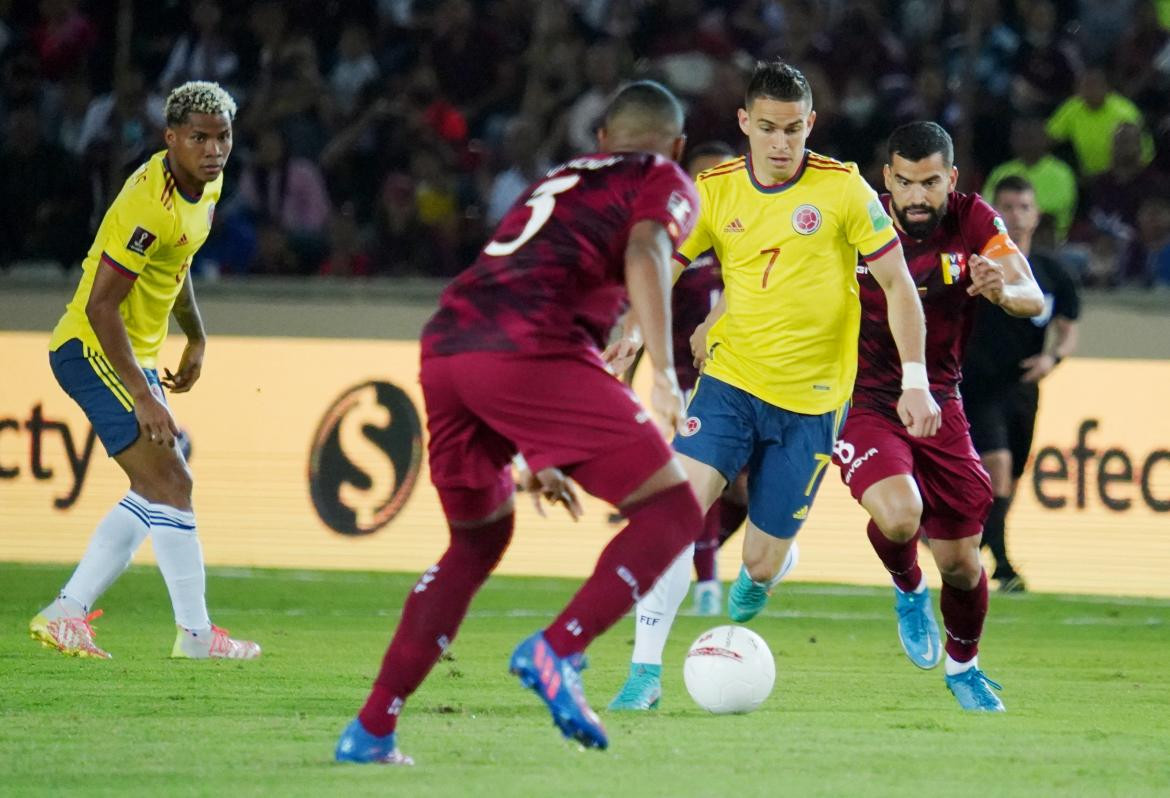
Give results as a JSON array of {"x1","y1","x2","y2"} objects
[
  {"x1": 422, "y1": 153, "x2": 698, "y2": 358},
  {"x1": 853, "y1": 191, "x2": 1009, "y2": 415},
  {"x1": 672, "y1": 250, "x2": 722, "y2": 392}
]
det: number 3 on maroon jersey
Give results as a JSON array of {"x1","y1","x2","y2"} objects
[{"x1": 484, "y1": 175, "x2": 582, "y2": 257}]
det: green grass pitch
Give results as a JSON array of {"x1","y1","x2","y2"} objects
[{"x1": 2, "y1": 562, "x2": 1168, "y2": 797}]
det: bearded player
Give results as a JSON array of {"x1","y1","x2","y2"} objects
[{"x1": 834, "y1": 122, "x2": 1043, "y2": 711}]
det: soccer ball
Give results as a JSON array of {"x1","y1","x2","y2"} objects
[{"x1": 683, "y1": 625, "x2": 775, "y2": 714}]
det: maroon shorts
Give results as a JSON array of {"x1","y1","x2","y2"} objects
[
  {"x1": 832, "y1": 400, "x2": 992, "y2": 539},
  {"x1": 421, "y1": 350, "x2": 674, "y2": 522}
]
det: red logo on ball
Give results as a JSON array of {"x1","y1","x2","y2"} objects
[{"x1": 792, "y1": 204, "x2": 822, "y2": 235}]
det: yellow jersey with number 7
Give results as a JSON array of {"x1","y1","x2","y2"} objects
[{"x1": 675, "y1": 151, "x2": 898, "y2": 415}]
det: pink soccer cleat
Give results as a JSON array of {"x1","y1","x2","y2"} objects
[
  {"x1": 171, "y1": 624, "x2": 261, "y2": 660},
  {"x1": 30, "y1": 608, "x2": 112, "y2": 659}
]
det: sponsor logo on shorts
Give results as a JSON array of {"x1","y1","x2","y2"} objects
[
  {"x1": 792, "y1": 204, "x2": 822, "y2": 235},
  {"x1": 680, "y1": 416, "x2": 701, "y2": 436},
  {"x1": 792, "y1": 504, "x2": 809, "y2": 520},
  {"x1": 309, "y1": 380, "x2": 423, "y2": 537},
  {"x1": 843, "y1": 446, "x2": 879, "y2": 485}
]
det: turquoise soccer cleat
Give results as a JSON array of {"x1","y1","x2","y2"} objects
[
  {"x1": 893, "y1": 586, "x2": 943, "y2": 669},
  {"x1": 945, "y1": 668, "x2": 1006, "y2": 712},
  {"x1": 727, "y1": 543, "x2": 799, "y2": 623},
  {"x1": 692, "y1": 581, "x2": 722, "y2": 616},
  {"x1": 727, "y1": 568, "x2": 770, "y2": 622},
  {"x1": 608, "y1": 663, "x2": 662, "y2": 710}
]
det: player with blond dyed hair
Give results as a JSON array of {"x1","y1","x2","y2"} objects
[{"x1": 30, "y1": 80, "x2": 260, "y2": 661}]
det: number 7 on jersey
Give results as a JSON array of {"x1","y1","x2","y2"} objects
[{"x1": 760, "y1": 247, "x2": 781, "y2": 288}]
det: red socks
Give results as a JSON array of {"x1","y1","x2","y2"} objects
[
  {"x1": 866, "y1": 520, "x2": 923, "y2": 593},
  {"x1": 358, "y1": 514, "x2": 514, "y2": 736},
  {"x1": 543, "y1": 481, "x2": 703, "y2": 657},
  {"x1": 941, "y1": 570, "x2": 988, "y2": 662}
]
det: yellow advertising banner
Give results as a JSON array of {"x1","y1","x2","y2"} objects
[{"x1": 1, "y1": 332, "x2": 1167, "y2": 596}]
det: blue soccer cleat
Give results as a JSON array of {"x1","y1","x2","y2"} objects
[
  {"x1": 608, "y1": 663, "x2": 662, "y2": 711},
  {"x1": 334, "y1": 718, "x2": 414, "y2": 765},
  {"x1": 945, "y1": 668, "x2": 1006, "y2": 712},
  {"x1": 510, "y1": 631, "x2": 608, "y2": 749},
  {"x1": 893, "y1": 585, "x2": 943, "y2": 669}
]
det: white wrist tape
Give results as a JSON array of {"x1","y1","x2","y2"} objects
[{"x1": 901, "y1": 362, "x2": 929, "y2": 391}]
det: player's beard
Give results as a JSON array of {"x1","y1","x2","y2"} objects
[{"x1": 892, "y1": 201, "x2": 945, "y2": 240}]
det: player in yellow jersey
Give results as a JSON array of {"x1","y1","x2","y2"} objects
[
  {"x1": 610, "y1": 60, "x2": 938, "y2": 709},
  {"x1": 29, "y1": 81, "x2": 260, "y2": 661}
]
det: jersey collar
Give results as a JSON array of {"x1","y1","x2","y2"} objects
[
  {"x1": 163, "y1": 155, "x2": 205, "y2": 203},
  {"x1": 746, "y1": 152, "x2": 808, "y2": 194}
]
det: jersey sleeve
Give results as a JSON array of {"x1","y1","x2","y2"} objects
[
  {"x1": 96, "y1": 191, "x2": 175, "y2": 279},
  {"x1": 629, "y1": 159, "x2": 700, "y2": 251},
  {"x1": 965, "y1": 194, "x2": 1021, "y2": 260},
  {"x1": 673, "y1": 176, "x2": 713, "y2": 268},
  {"x1": 841, "y1": 166, "x2": 898, "y2": 262}
]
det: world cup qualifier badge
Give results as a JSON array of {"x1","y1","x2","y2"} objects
[{"x1": 791, "y1": 204, "x2": 822, "y2": 235}]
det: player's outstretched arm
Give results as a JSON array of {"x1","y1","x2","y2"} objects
[
  {"x1": 966, "y1": 251, "x2": 1045, "y2": 317},
  {"x1": 86, "y1": 264, "x2": 180, "y2": 447},
  {"x1": 163, "y1": 275, "x2": 207, "y2": 394},
  {"x1": 867, "y1": 243, "x2": 942, "y2": 438},
  {"x1": 625, "y1": 219, "x2": 684, "y2": 433}
]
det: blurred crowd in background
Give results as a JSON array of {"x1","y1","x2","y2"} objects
[{"x1": 2, "y1": 0, "x2": 1170, "y2": 286}]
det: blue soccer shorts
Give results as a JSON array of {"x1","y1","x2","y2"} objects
[
  {"x1": 672, "y1": 375, "x2": 847, "y2": 539},
  {"x1": 49, "y1": 338, "x2": 163, "y2": 457}
]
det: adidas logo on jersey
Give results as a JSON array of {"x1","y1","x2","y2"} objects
[
  {"x1": 177, "y1": 233, "x2": 188, "y2": 246},
  {"x1": 792, "y1": 505, "x2": 809, "y2": 520},
  {"x1": 724, "y1": 218, "x2": 745, "y2": 233}
]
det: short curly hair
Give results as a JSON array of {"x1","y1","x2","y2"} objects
[{"x1": 164, "y1": 81, "x2": 237, "y2": 126}]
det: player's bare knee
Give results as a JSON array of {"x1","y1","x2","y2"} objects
[
  {"x1": 620, "y1": 458, "x2": 690, "y2": 509},
  {"x1": 936, "y1": 549, "x2": 982, "y2": 589},
  {"x1": 872, "y1": 504, "x2": 922, "y2": 542},
  {"x1": 136, "y1": 460, "x2": 194, "y2": 508}
]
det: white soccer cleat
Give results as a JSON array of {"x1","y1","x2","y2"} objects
[
  {"x1": 30, "y1": 608, "x2": 112, "y2": 659},
  {"x1": 171, "y1": 625, "x2": 261, "y2": 660}
]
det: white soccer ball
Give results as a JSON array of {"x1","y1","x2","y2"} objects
[{"x1": 683, "y1": 625, "x2": 776, "y2": 714}]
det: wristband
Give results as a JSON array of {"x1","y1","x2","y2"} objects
[{"x1": 901, "y1": 362, "x2": 929, "y2": 391}]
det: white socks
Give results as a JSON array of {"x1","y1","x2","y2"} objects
[
  {"x1": 57, "y1": 491, "x2": 211, "y2": 631},
  {"x1": 59, "y1": 492, "x2": 152, "y2": 612},
  {"x1": 147, "y1": 503, "x2": 212, "y2": 632},
  {"x1": 631, "y1": 543, "x2": 695, "y2": 666},
  {"x1": 945, "y1": 654, "x2": 978, "y2": 676}
]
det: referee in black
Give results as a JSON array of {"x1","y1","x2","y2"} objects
[{"x1": 963, "y1": 175, "x2": 1081, "y2": 593}]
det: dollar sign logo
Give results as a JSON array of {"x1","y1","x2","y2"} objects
[
  {"x1": 309, "y1": 381, "x2": 423, "y2": 536},
  {"x1": 337, "y1": 385, "x2": 395, "y2": 528}
]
